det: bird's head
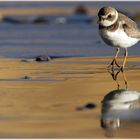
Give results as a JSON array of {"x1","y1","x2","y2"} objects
[{"x1": 97, "y1": 6, "x2": 118, "y2": 27}]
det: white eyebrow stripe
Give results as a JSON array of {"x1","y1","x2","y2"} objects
[
  {"x1": 102, "y1": 15, "x2": 108, "y2": 18},
  {"x1": 102, "y1": 13, "x2": 111, "y2": 19}
]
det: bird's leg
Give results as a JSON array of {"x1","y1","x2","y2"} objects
[
  {"x1": 121, "y1": 70, "x2": 128, "y2": 89},
  {"x1": 108, "y1": 48, "x2": 120, "y2": 69},
  {"x1": 108, "y1": 68, "x2": 121, "y2": 89},
  {"x1": 121, "y1": 48, "x2": 128, "y2": 71},
  {"x1": 115, "y1": 70, "x2": 121, "y2": 89}
]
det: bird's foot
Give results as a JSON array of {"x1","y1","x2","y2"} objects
[
  {"x1": 114, "y1": 61, "x2": 121, "y2": 69},
  {"x1": 107, "y1": 64, "x2": 114, "y2": 71},
  {"x1": 107, "y1": 63, "x2": 121, "y2": 71},
  {"x1": 107, "y1": 59, "x2": 121, "y2": 70},
  {"x1": 120, "y1": 66, "x2": 124, "y2": 72},
  {"x1": 107, "y1": 60, "x2": 115, "y2": 70}
]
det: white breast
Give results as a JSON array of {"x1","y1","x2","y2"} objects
[{"x1": 99, "y1": 27, "x2": 139, "y2": 48}]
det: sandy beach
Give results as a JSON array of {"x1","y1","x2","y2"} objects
[{"x1": 0, "y1": 56, "x2": 139, "y2": 138}]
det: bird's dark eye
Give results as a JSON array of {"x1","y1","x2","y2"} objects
[{"x1": 108, "y1": 14, "x2": 112, "y2": 19}]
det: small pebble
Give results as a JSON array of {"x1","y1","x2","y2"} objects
[
  {"x1": 35, "y1": 56, "x2": 51, "y2": 62},
  {"x1": 22, "y1": 76, "x2": 31, "y2": 80},
  {"x1": 84, "y1": 103, "x2": 96, "y2": 109},
  {"x1": 76, "y1": 102, "x2": 96, "y2": 111}
]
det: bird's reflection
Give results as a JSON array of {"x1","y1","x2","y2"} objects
[{"x1": 101, "y1": 69, "x2": 140, "y2": 138}]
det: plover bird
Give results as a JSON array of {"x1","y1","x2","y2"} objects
[{"x1": 98, "y1": 6, "x2": 140, "y2": 70}]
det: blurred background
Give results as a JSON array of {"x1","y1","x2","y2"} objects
[{"x1": 0, "y1": 1, "x2": 140, "y2": 58}]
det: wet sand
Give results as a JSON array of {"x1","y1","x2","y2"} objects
[
  {"x1": 0, "y1": 56, "x2": 140, "y2": 138},
  {"x1": 0, "y1": 7, "x2": 98, "y2": 16}
]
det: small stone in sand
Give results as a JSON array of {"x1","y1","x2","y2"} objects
[
  {"x1": 35, "y1": 56, "x2": 51, "y2": 62},
  {"x1": 84, "y1": 103, "x2": 96, "y2": 109},
  {"x1": 22, "y1": 76, "x2": 31, "y2": 80},
  {"x1": 76, "y1": 102, "x2": 96, "y2": 111}
]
